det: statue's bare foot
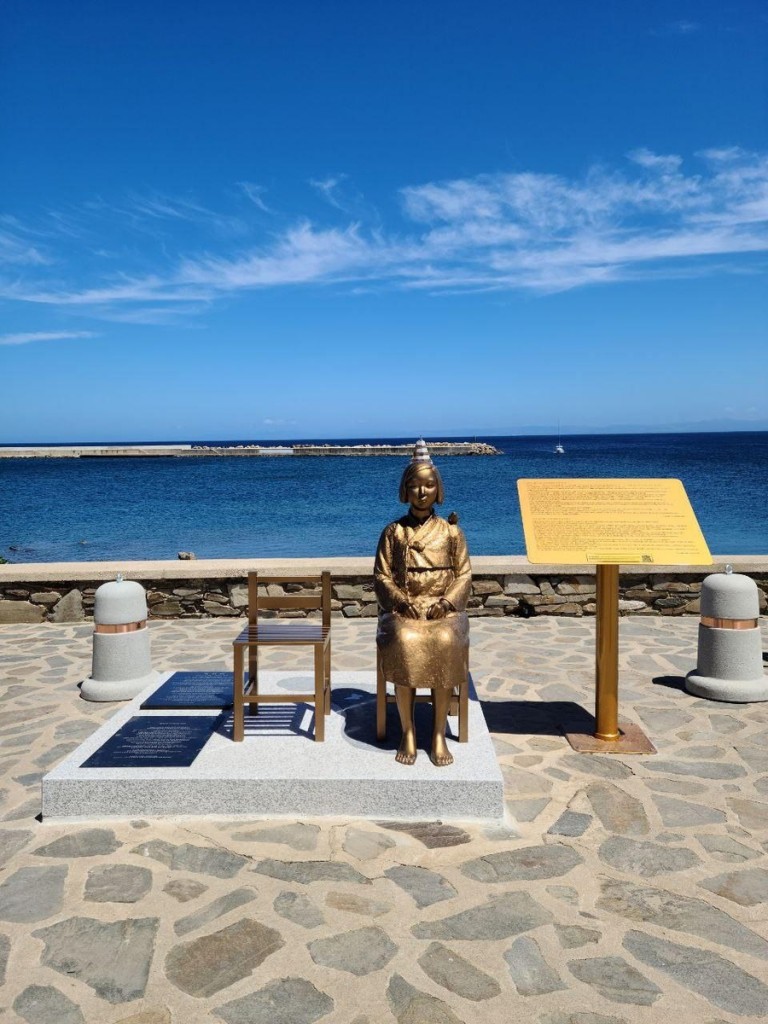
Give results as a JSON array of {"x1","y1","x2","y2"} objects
[
  {"x1": 396, "y1": 733, "x2": 417, "y2": 765},
  {"x1": 430, "y1": 734, "x2": 454, "y2": 766}
]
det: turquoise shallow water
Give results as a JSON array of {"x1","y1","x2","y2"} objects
[{"x1": 1, "y1": 432, "x2": 767, "y2": 562}]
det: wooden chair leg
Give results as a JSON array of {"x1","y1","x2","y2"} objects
[
  {"x1": 324, "y1": 641, "x2": 331, "y2": 714},
  {"x1": 459, "y1": 673, "x2": 469, "y2": 742},
  {"x1": 233, "y1": 644, "x2": 244, "y2": 742},
  {"x1": 314, "y1": 644, "x2": 325, "y2": 741},
  {"x1": 248, "y1": 644, "x2": 259, "y2": 714},
  {"x1": 376, "y1": 649, "x2": 387, "y2": 741}
]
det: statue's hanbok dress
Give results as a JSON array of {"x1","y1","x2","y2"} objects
[{"x1": 374, "y1": 511, "x2": 471, "y2": 690}]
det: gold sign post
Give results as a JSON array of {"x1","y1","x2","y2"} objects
[
  {"x1": 595, "y1": 563, "x2": 620, "y2": 742},
  {"x1": 517, "y1": 479, "x2": 712, "y2": 754}
]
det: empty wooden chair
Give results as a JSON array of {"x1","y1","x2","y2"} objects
[{"x1": 232, "y1": 572, "x2": 332, "y2": 741}]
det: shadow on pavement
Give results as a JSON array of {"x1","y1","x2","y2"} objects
[
  {"x1": 480, "y1": 699, "x2": 593, "y2": 736},
  {"x1": 651, "y1": 674, "x2": 687, "y2": 691}
]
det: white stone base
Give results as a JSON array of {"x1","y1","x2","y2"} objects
[
  {"x1": 42, "y1": 671, "x2": 505, "y2": 823},
  {"x1": 685, "y1": 670, "x2": 768, "y2": 703},
  {"x1": 80, "y1": 668, "x2": 160, "y2": 702}
]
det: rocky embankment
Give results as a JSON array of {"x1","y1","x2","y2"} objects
[
  {"x1": 1, "y1": 562, "x2": 765, "y2": 623},
  {"x1": 291, "y1": 442, "x2": 501, "y2": 456}
]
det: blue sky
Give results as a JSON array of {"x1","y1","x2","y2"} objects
[{"x1": 1, "y1": 0, "x2": 766, "y2": 441}]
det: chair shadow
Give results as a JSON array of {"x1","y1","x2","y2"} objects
[
  {"x1": 217, "y1": 689, "x2": 383, "y2": 745},
  {"x1": 216, "y1": 679, "x2": 481, "y2": 750},
  {"x1": 216, "y1": 703, "x2": 313, "y2": 739},
  {"x1": 651, "y1": 674, "x2": 688, "y2": 691},
  {"x1": 479, "y1": 699, "x2": 594, "y2": 737}
]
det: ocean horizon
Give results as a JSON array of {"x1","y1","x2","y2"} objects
[
  {"x1": 2, "y1": 430, "x2": 767, "y2": 562},
  {"x1": 4, "y1": 427, "x2": 768, "y2": 447}
]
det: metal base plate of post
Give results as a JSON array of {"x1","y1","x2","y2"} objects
[{"x1": 565, "y1": 717, "x2": 656, "y2": 754}]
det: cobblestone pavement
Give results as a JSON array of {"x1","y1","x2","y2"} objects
[{"x1": 1, "y1": 616, "x2": 767, "y2": 1024}]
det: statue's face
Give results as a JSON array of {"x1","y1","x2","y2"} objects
[{"x1": 406, "y1": 466, "x2": 439, "y2": 512}]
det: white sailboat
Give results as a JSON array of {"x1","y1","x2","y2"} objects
[{"x1": 554, "y1": 421, "x2": 565, "y2": 455}]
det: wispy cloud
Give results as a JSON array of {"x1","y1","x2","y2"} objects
[
  {"x1": 627, "y1": 148, "x2": 683, "y2": 173},
  {"x1": 653, "y1": 20, "x2": 701, "y2": 36},
  {"x1": 87, "y1": 305, "x2": 211, "y2": 326},
  {"x1": 238, "y1": 182, "x2": 272, "y2": 213},
  {"x1": 0, "y1": 224, "x2": 51, "y2": 266},
  {"x1": 123, "y1": 192, "x2": 246, "y2": 233},
  {"x1": 0, "y1": 330, "x2": 97, "y2": 347},
  {"x1": 309, "y1": 175, "x2": 376, "y2": 220},
  {"x1": 104, "y1": 192, "x2": 249, "y2": 240},
  {"x1": 310, "y1": 175, "x2": 350, "y2": 211},
  {"x1": 0, "y1": 189, "x2": 251, "y2": 260},
  {"x1": 2, "y1": 148, "x2": 767, "y2": 319}
]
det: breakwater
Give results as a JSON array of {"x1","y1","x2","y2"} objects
[
  {"x1": 1, "y1": 556, "x2": 765, "y2": 623},
  {"x1": 0, "y1": 441, "x2": 500, "y2": 458}
]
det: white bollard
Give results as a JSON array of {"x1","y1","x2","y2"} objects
[
  {"x1": 81, "y1": 575, "x2": 159, "y2": 701},
  {"x1": 686, "y1": 566, "x2": 767, "y2": 703}
]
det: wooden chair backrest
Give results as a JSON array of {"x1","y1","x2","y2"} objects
[{"x1": 247, "y1": 572, "x2": 331, "y2": 629}]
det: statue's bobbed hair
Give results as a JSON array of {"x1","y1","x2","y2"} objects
[{"x1": 399, "y1": 461, "x2": 445, "y2": 505}]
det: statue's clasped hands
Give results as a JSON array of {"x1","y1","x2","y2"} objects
[
  {"x1": 396, "y1": 598, "x2": 451, "y2": 620},
  {"x1": 427, "y1": 598, "x2": 452, "y2": 620}
]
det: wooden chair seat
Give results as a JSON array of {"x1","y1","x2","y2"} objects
[
  {"x1": 232, "y1": 572, "x2": 332, "y2": 742},
  {"x1": 234, "y1": 623, "x2": 331, "y2": 643}
]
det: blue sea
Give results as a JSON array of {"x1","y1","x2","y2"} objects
[{"x1": 1, "y1": 433, "x2": 767, "y2": 562}]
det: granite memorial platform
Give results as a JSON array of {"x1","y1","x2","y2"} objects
[{"x1": 42, "y1": 670, "x2": 505, "y2": 822}]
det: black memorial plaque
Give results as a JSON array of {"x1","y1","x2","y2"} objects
[
  {"x1": 141, "y1": 672, "x2": 233, "y2": 710},
  {"x1": 82, "y1": 715, "x2": 216, "y2": 768}
]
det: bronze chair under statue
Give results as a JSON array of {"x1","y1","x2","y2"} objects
[{"x1": 374, "y1": 439, "x2": 471, "y2": 766}]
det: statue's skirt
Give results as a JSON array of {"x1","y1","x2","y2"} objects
[{"x1": 376, "y1": 611, "x2": 469, "y2": 690}]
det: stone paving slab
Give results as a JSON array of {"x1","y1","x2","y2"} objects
[{"x1": 0, "y1": 615, "x2": 767, "y2": 1023}]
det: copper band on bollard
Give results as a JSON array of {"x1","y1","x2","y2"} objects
[
  {"x1": 700, "y1": 616, "x2": 759, "y2": 630},
  {"x1": 94, "y1": 620, "x2": 147, "y2": 634}
]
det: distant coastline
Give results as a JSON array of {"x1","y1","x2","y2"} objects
[
  {"x1": 0, "y1": 441, "x2": 501, "y2": 459},
  {"x1": 2, "y1": 426, "x2": 766, "y2": 449}
]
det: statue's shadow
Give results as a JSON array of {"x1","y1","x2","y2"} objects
[{"x1": 334, "y1": 686, "x2": 468, "y2": 753}]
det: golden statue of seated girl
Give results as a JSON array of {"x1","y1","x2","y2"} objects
[{"x1": 374, "y1": 440, "x2": 471, "y2": 766}]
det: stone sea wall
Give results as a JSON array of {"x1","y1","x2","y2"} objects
[
  {"x1": 0, "y1": 441, "x2": 500, "y2": 458},
  {"x1": 0, "y1": 557, "x2": 765, "y2": 623}
]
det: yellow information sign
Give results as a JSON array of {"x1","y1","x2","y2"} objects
[{"x1": 517, "y1": 478, "x2": 712, "y2": 565}]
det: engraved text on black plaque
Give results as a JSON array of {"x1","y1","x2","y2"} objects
[
  {"x1": 82, "y1": 716, "x2": 216, "y2": 768},
  {"x1": 141, "y1": 672, "x2": 233, "y2": 710}
]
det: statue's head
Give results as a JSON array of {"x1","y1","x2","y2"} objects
[{"x1": 399, "y1": 439, "x2": 445, "y2": 507}]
